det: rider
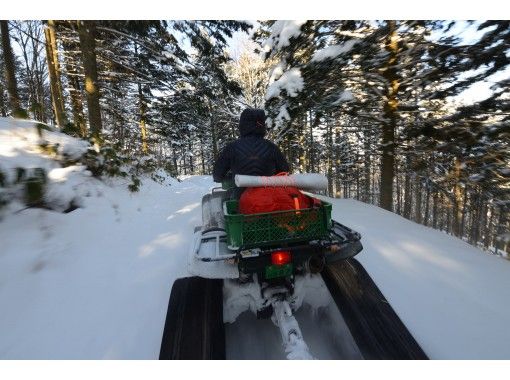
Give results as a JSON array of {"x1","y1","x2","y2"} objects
[{"x1": 212, "y1": 108, "x2": 290, "y2": 185}]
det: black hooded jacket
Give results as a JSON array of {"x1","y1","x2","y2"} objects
[{"x1": 212, "y1": 108, "x2": 290, "y2": 183}]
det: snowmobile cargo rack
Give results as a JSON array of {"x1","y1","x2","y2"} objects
[{"x1": 223, "y1": 199, "x2": 332, "y2": 250}]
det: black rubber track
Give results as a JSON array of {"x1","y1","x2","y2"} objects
[
  {"x1": 322, "y1": 258, "x2": 428, "y2": 359},
  {"x1": 159, "y1": 277, "x2": 225, "y2": 360}
]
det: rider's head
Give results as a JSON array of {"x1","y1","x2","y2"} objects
[{"x1": 239, "y1": 108, "x2": 266, "y2": 137}]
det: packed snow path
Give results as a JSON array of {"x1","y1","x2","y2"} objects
[
  {"x1": 1, "y1": 176, "x2": 510, "y2": 359},
  {"x1": 0, "y1": 176, "x2": 209, "y2": 359}
]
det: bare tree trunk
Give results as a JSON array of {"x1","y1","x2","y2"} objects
[
  {"x1": 355, "y1": 157, "x2": 360, "y2": 200},
  {"x1": 210, "y1": 113, "x2": 218, "y2": 161},
  {"x1": 446, "y1": 197, "x2": 451, "y2": 234},
  {"x1": 44, "y1": 20, "x2": 67, "y2": 127},
  {"x1": 0, "y1": 80, "x2": 6, "y2": 116},
  {"x1": 188, "y1": 141, "x2": 194, "y2": 173},
  {"x1": 77, "y1": 20, "x2": 102, "y2": 142},
  {"x1": 371, "y1": 165, "x2": 376, "y2": 204},
  {"x1": 334, "y1": 123, "x2": 342, "y2": 197},
  {"x1": 396, "y1": 165, "x2": 402, "y2": 215},
  {"x1": 432, "y1": 191, "x2": 438, "y2": 229},
  {"x1": 326, "y1": 118, "x2": 334, "y2": 196},
  {"x1": 415, "y1": 179, "x2": 423, "y2": 224},
  {"x1": 133, "y1": 43, "x2": 148, "y2": 154},
  {"x1": 470, "y1": 190, "x2": 482, "y2": 244},
  {"x1": 484, "y1": 205, "x2": 493, "y2": 250},
  {"x1": 29, "y1": 21, "x2": 46, "y2": 122},
  {"x1": 424, "y1": 180, "x2": 430, "y2": 226},
  {"x1": 452, "y1": 157, "x2": 463, "y2": 237},
  {"x1": 62, "y1": 39, "x2": 86, "y2": 136},
  {"x1": 200, "y1": 134, "x2": 206, "y2": 174},
  {"x1": 379, "y1": 20, "x2": 399, "y2": 212},
  {"x1": 403, "y1": 157, "x2": 412, "y2": 219},
  {"x1": 1, "y1": 21, "x2": 25, "y2": 117},
  {"x1": 479, "y1": 201, "x2": 488, "y2": 248},
  {"x1": 298, "y1": 117, "x2": 306, "y2": 173},
  {"x1": 460, "y1": 184, "x2": 469, "y2": 238},
  {"x1": 137, "y1": 83, "x2": 148, "y2": 154},
  {"x1": 308, "y1": 111, "x2": 314, "y2": 172},
  {"x1": 363, "y1": 133, "x2": 371, "y2": 202},
  {"x1": 496, "y1": 209, "x2": 510, "y2": 256},
  {"x1": 172, "y1": 147, "x2": 178, "y2": 175},
  {"x1": 16, "y1": 26, "x2": 37, "y2": 119}
]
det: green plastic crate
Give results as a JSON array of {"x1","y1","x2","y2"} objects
[{"x1": 224, "y1": 199, "x2": 332, "y2": 249}]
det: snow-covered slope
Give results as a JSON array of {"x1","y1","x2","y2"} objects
[
  {"x1": 0, "y1": 175, "x2": 212, "y2": 359},
  {"x1": 0, "y1": 117, "x2": 93, "y2": 212},
  {"x1": 1, "y1": 175, "x2": 509, "y2": 359},
  {"x1": 325, "y1": 198, "x2": 510, "y2": 359}
]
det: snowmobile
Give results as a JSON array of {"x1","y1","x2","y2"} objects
[{"x1": 160, "y1": 174, "x2": 363, "y2": 360}]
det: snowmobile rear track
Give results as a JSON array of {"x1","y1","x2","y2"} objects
[
  {"x1": 160, "y1": 261, "x2": 428, "y2": 360},
  {"x1": 322, "y1": 258, "x2": 428, "y2": 359},
  {"x1": 159, "y1": 277, "x2": 225, "y2": 360}
]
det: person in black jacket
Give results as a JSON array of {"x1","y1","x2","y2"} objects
[{"x1": 213, "y1": 108, "x2": 290, "y2": 183}]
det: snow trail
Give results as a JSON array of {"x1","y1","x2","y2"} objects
[
  {"x1": 0, "y1": 175, "x2": 213, "y2": 359},
  {"x1": 1, "y1": 176, "x2": 509, "y2": 359}
]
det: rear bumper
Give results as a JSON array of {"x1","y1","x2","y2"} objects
[{"x1": 238, "y1": 219, "x2": 363, "y2": 275}]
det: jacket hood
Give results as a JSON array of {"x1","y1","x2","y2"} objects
[{"x1": 239, "y1": 108, "x2": 266, "y2": 137}]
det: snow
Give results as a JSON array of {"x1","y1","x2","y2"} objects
[
  {"x1": 319, "y1": 196, "x2": 510, "y2": 360},
  {"x1": 1, "y1": 174, "x2": 510, "y2": 359},
  {"x1": 265, "y1": 68, "x2": 304, "y2": 100},
  {"x1": 469, "y1": 173, "x2": 485, "y2": 182},
  {"x1": 332, "y1": 90, "x2": 355, "y2": 105},
  {"x1": 311, "y1": 40, "x2": 357, "y2": 62},
  {"x1": 274, "y1": 105, "x2": 291, "y2": 128},
  {"x1": 0, "y1": 117, "x2": 93, "y2": 211},
  {"x1": 0, "y1": 175, "x2": 208, "y2": 359},
  {"x1": 263, "y1": 20, "x2": 306, "y2": 52},
  {"x1": 44, "y1": 165, "x2": 97, "y2": 212},
  {"x1": 0, "y1": 118, "x2": 89, "y2": 171}
]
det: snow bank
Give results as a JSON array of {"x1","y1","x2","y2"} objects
[
  {"x1": 0, "y1": 117, "x2": 92, "y2": 211},
  {"x1": 0, "y1": 118, "x2": 89, "y2": 177},
  {"x1": 44, "y1": 165, "x2": 98, "y2": 212},
  {"x1": 0, "y1": 175, "x2": 200, "y2": 359},
  {"x1": 323, "y1": 197, "x2": 510, "y2": 359}
]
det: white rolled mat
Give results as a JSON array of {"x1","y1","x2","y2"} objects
[{"x1": 234, "y1": 173, "x2": 328, "y2": 191}]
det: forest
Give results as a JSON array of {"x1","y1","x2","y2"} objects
[{"x1": 0, "y1": 20, "x2": 509, "y2": 255}]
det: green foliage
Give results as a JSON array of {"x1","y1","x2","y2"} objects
[
  {"x1": 12, "y1": 108, "x2": 29, "y2": 119},
  {"x1": 0, "y1": 168, "x2": 5, "y2": 188},
  {"x1": 0, "y1": 169, "x2": 6, "y2": 212},
  {"x1": 128, "y1": 175, "x2": 141, "y2": 192},
  {"x1": 24, "y1": 169, "x2": 46, "y2": 207},
  {"x1": 38, "y1": 141, "x2": 59, "y2": 157},
  {"x1": 35, "y1": 122, "x2": 55, "y2": 138},
  {"x1": 15, "y1": 167, "x2": 26, "y2": 183},
  {"x1": 81, "y1": 140, "x2": 128, "y2": 178},
  {"x1": 61, "y1": 122, "x2": 82, "y2": 138},
  {"x1": 1, "y1": 166, "x2": 47, "y2": 209}
]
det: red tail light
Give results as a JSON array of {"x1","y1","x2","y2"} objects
[{"x1": 271, "y1": 251, "x2": 291, "y2": 266}]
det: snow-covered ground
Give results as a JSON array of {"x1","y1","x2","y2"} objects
[
  {"x1": 0, "y1": 173, "x2": 211, "y2": 359},
  {"x1": 1, "y1": 173, "x2": 509, "y2": 359},
  {"x1": 326, "y1": 198, "x2": 510, "y2": 359}
]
